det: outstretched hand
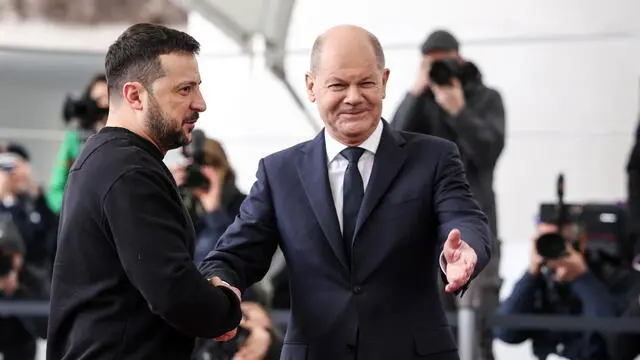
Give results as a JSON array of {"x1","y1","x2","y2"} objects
[{"x1": 443, "y1": 229, "x2": 477, "y2": 293}]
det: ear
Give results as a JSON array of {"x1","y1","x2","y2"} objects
[
  {"x1": 381, "y1": 68, "x2": 390, "y2": 99},
  {"x1": 122, "y1": 82, "x2": 145, "y2": 111},
  {"x1": 305, "y1": 72, "x2": 316, "y2": 103}
]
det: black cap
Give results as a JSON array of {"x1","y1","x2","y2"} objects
[
  {"x1": 420, "y1": 30, "x2": 459, "y2": 55},
  {"x1": 6, "y1": 143, "x2": 29, "y2": 162}
]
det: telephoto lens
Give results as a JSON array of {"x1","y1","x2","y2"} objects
[{"x1": 536, "y1": 232, "x2": 569, "y2": 260}]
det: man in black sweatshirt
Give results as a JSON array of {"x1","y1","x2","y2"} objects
[{"x1": 47, "y1": 23, "x2": 242, "y2": 360}]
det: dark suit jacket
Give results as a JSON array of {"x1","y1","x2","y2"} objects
[{"x1": 200, "y1": 121, "x2": 492, "y2": 360}]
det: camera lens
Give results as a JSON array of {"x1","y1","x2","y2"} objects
[{"x1": 536, "y1": 233, "x2": 568, "y2": 259}]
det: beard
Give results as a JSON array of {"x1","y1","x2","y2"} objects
[{"x1": 145, "y1": 93, "x2": 197, "y2": 151}]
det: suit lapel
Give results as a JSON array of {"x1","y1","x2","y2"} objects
[
  {"x1": 354, "y1": 122, "x2": 407, "y2": 238},
  {"x1": 297, "y1": 132, "x2": 349, "y2": 271}
]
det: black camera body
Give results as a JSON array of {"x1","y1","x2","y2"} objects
[
  {"x1": 62, "y1": 94, "x2": 108, "y2": 131},
  {"x1": 181, "y1": 129, "x2": 210, "y2": 190},
  {"x1": 535, "y1": 174, "x2": 582, "y2": 260},
  {"x1": 429, "y1": 58, "x2": 463, "y2": 86}
]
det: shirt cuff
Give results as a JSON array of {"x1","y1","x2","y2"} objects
[{"x1": 439, "y1": 251, "x2": 447, "y2": 274}]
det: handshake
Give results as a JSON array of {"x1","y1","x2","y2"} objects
[{"x1": 208, "y1": 276, "x2": 242, "y2": 342}]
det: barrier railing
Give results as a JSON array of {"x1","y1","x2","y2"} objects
[{"x1": 4, "y1": 301, "x2": 640, "y2": 360}]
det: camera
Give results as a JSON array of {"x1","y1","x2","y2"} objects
[
  {"x1": 535, "y1": 174, "x2": 582, "y2": 259},
  {"x1": 62, "y1": 94, "x2": 108, "y2": 131},
  {"x1": 429, "y1": 57, "x2": 463, "y2": 86},
  {"x1": 181, "y1": 129, "x2": 210, "y2": 190}
]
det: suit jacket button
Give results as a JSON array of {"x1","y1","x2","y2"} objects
[{"x1": 352, "y1": 286, "x2": 362, "y2": 294}]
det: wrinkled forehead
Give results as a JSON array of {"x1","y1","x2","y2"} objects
[
  {"x1": 157, "y1": 53, "x2": 201, "y2": 84},
  {"x1": 315, "y1": 45, "x2": 380, "y2": 78}
]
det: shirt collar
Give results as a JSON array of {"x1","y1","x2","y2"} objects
[{"x1": 325, "y1": 119, "x2": 384, "y2": 163}]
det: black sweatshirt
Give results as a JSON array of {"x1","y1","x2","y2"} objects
[{"x1": 46, "y1": 127, "x2": 242, "y2": 360}]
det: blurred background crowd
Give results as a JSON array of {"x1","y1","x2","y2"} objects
[{"x1": 1, "y1": 0, "x2": 640, "y2": 359}]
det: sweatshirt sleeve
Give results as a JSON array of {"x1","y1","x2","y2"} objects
[{"x1": 102, "y1": 167, "x2": 242, "y2": 338}]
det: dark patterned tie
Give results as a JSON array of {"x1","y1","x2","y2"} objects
[{"x1": 340, "y1": 146, "x2": 365, "y2": 261}]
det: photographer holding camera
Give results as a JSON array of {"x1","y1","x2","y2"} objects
[
  {"x1": 169, "y1": 133, "x2": 283, "y2": 359},
  {"x1": 0, "y1": 144, "x2": 55, "y2": 272},
  {"x1": 170, "y1": 134, "x2": 247, "y2": 264},
  {"x1": 391, "y1": 29, "x2": 505, "y2": 360},
  {"x1": 46, "y1": 74, "x2": 109, "y2": 215},
  {"x1": 627, "y1": 117, "x2": 640, "y2": 267},
  {"x1": 0, "y1": 212, "x2": 49, "y2": 360},
  {"x1": 494, "y1": 219, "x2": 628, "y2": 360}
]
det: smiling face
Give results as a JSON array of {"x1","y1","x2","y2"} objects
[
  {"x1": 143, "y1": 53, "x2": 206, "y2": 151},
  {"x1": 305, "y1": 27, "x2": 389, "y2": 146}
]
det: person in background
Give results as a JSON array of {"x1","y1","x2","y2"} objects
[
  {"x1": 46, "y1": 74, "x2": 109, "y2": 215},
  {"x1": 494, "y1": 221, "x2": 634, "y2": 360},
  {"x1": 627, "y1": 118, "x2": 640, "y2": 267},
  {"x1": 391, "y1": 29, "x2": 505, "y2": 360},
  {"x1": 0, "y1": 191, "x2": 49, "y2": 360},
  {"x1": 0, "y1": 143, "x2": 55, "y2": 271},
  {"x1": 170, "y1": 138, "x2": 285, "y2": 360},
  {"x1": 170, "y1": 138, "x2": 246, "y2": 264}
]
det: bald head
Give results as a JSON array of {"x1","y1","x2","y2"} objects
[{"x1": 310, "y1": 25, "x2": 385, "y2": 73}]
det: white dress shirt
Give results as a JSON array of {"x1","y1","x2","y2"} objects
[
  {"x1": 324, "y1": 120, "x2": 383, "y2": 233},
  {"x1": 323, "y1": 120, "x2": 448, "y2": 273}
]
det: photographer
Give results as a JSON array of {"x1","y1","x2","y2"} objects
[
  {"x1": 170, "y1": 136, "x2": 247, "y2": 264},
  {"x1": 391, "y1": 29, "x2": 505, "y2": 360},
  {"x1": 607, "y1": 250, "x2": 640, "y2": 360},
  {"x1": 627, "y1": 118, "x2": 640, "y2": 267},
  {"x1": 494, "y1": 221, "x2": 626, "y2": 360},
  {"x1": 0, "y1": 144, "x2": 55, "y2": 271},
  {"x1": 0, "y1": 213, "x2": 49, "y2": 360},
  {"x1": 46, "y1": 74, "x2": 109, "y2": 215},
  {"x1": 192, "y1": 298, "x2": 283, "y2": 360},
  {"x1": 169, "y1": 135, "x2": 283, "y2": 359}
]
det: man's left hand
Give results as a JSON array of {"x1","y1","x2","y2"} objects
[
  {"x1": 431, "y1": 79, "x2": 465, "y2": 116},
  {"x1": 443, "y1": 229, "x2": 477, "y2": 293}
]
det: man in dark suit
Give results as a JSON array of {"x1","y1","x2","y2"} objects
[{"x1": 200, "y1": 25, "x2": 492, "y2": 360}]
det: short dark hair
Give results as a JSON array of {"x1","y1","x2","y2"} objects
[
  {"x1": 105, "y1": 23, "x2": 200, "y2": 99},
  {"x1": 310, "y1": 31, "x2": 385, "y2": 72}
]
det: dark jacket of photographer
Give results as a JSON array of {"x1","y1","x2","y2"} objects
[
  {"x1": 0, "y1": 264, "x2": 50, "y2": 340},
  {"x1": 494, "y1": 263, "x2": 633, "y2": 360},
  {"x1": 193, "y1": 182, "x2": 246, "y2": 264},
  {"x1": 627, "y1": 121, "x2": 640, "y2": 251},
  {"x1": 1, "y1": 193, "x2": 55, "y2": 270},
  {"x1": 391, "y1": 62, "x2": 505, "y2": 237},
  {"x1": 0, "y1": 218, "x2": 50, "y2": 359}
]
